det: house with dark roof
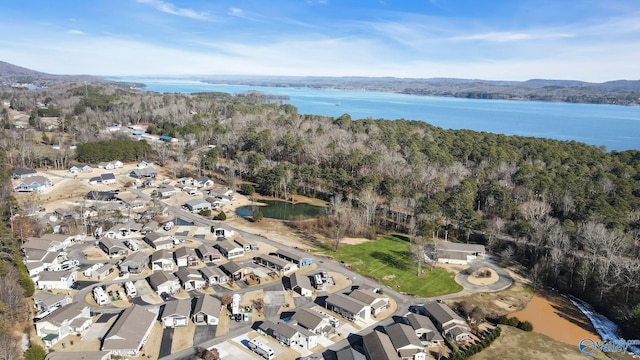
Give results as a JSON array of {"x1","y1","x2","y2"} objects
[
  {"x1": 234, "y1": 237, "x2": 256, "y2": 252},
  {"x1": 275, "y1": 249, "x2": 314, "y2": 268},
  {"x1": 199, "y1": 266, "x2": 229, "y2": 285},
  {"x1": 88, "y1": 173, "x2": 116, "y2": 185},
  {"x1": 325, "y1": 293, "x2": 371, "y2": 322},
  {"x1": 289, "y1": 273, "x2": 313, "y2": 297},
  {"x1": 363, "y1": 330, "x2": 400, "y2": 360},
  {"x1": 422, "y1": 301, "x2": 472, "y2": 342},
  {"x1": 192, "y1": 295, "x2": 221, "y2": 325},
  {"x1": 101, "y1": 305, "x2": 156, "y2": 356},
  {"x1": 33, "y1": 292, "x2": 71, "y2": 319},
  {"x1": 35, "y1": 303, "x2": 91, "y2": 349},
  {"x1": 162, "y1": 299, "x2": 191, "y2": 328},
  {"x1": 175, "y1": 267, "x2": 205, "y2": 290},
  {"x1": 98, "y1": 238, "x2": 128, "y2": 257},
  {"x1": 406, "y1": 313, "x2": 444, "y2": 347},
  {"x1": 260, "y1": 320, "x2": 319, "y2": 350},
  {"x1": 12, "y1": 167, "x2": 37, "y2": 179},
  {"x1": 255, "y1": 254, "x2": 297, "y2": 274},
  {"x1": 219, "y1": 260, "x2": 245, "y2": 281},
  {"x1": 349, "y1": 288, "x2": 389, "y2": 317},
  {"x1": 119, "y1": 251, "x2": 149, "y2": 274},
  {"x1": 147, "y1": 271, "x2": 180, "y2": 295},
  {"x1": 193, "y1": 176, "x2": 213, "y2": 188},
  {"x1": 335, "y1": 347, "x2": 367, "y2": 360},
  {"x1": 86, "y1": 190, "x2": 119, "y2": 201},
  {"x1": 156, "y1": 185, "x2": 177, "y2": 198},
  {"x1": 385, "y1": 322, "x2": 426, "y2": 360},
  {"x1": 184, "y1": 198, "x2": 211, "y2": 213},
  {"x1": 129, "y1": 167, "x2": 157, "y2": 179}
]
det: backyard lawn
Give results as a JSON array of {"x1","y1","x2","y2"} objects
[{"x1": 333, "y1": 235, "x2": 463, "y2": 297}]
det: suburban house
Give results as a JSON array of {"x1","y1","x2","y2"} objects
[
  {"x1": 26, "y1": 262, "x2": 45, "y2": 277},
  {"x1": 219, "y1": 260, "x2": 246, "y2": 281},
  {"x1": 210, "y1": 226, "x2": 234, "y2": 238},
  {"x1": 193, "y1": 176, "x2": 214, "y2": 188},
  {"x1": 156, "y1": 185, "x2": 177, "y2": 198},
  {"x1": 141, "y1": 221, "x2": 159, "y2": 234},
  {"x1": 195, "y1": 244, "x2": 221, "y2": 263},
  {"x1": 101, "y1": 305, "x2": 156, "y2": 357},
  {"x1": 289, "y1": 272, "x2": 313, "y2": 297},
  {"x1": 69, "y1": 164, "x2": 92, "y2": 173},
  {"x1": 199, "y1": 266, "x2": 229, "y2": 285},
  {"x1": 254, "y1": 254, "x2": 297, "y2": 274},
  {"x1": 192, "y1": 295, "x2": 221, "y2": 326},
  {"x1": 161, "y1": 299, "x2": 191, "y2": 328},
  {"x1": 147, "y1": 271, "x2": 181, "y2": 295},
  {"x1": 86, "y1": 190, "x2": 118, "y2": 201},
  {"x1": 269, "y1": 321, "x2": 318, "y2": 350},
  {"x1": 234, "y1": 237, "x2": 258, "y2": 252},
  {"x1": 35, "y1": 303, "x2": 92, "y2": 349},
  {"x1": 14, "y1": 175, "x2": 52, "y2": 193},
  {"x1": 91, "y1": 264, "x2": 113, "y2": 280},
  {"x1": 24, "y1": 250, "x2": 60, "y2": 272},
  {"x1": 291, "y1": 308, "x2": 329, "y2": 335},
  {"x1": 385, "y1": 322, "x2": 427, "y2": 360},
  {"x1": 275, "y1": 249, "x2": 314, "y2": 268},
  {"x1": 12, "y1": 167, "x2": 37, "y2": 179},
  {"x1": 33, "y1": 292, "x2": 71, "y2": 319},
  {"x1": 422, "y1": 301, "x2": 472, "y2": 342},
  {"x1": 151, "y1": 249, "x2": 176, "y2": 272},
  {"x1": 119, "y1": 251, "x2": 149, "y2": 274},
  {"x1": 208, "y1": 186, "x2": 235, "y2": 201},
  {"x1": 214, "y1": 240, "x2": 244, "y2": 259},
  {"x1": 174, "y1": 246, "x2": 199, "y2": 267},
  {"x1": 98, "y1": 160, "x2": 123, "y2": 170},
  {"x1": 37, "y1": 270, "x2": 77, "y2": 290},
  {"x1": 406, "y1": 313, "x2": 444, "y2": 347},
  {"x1": 102, "y1": 225, "x2": 120, "y2": 239},
  {"x1": 129, "y1": 167, "x2": 157, "y2": 179},
  {"x1": 335, "y1": 347, "x2": 367, "y2": 360},
  {"x1": 363, "y1": 330, "x2": 400, "y2": 360},
  {"x1": 137, "y1": 159, "x2": 154, "y2": 168},
  {"x1": 88, "y1": 173, "x2": 117, "y2": 185},
  {"x1": 144, "y1": 231, "x2": 173, "y2": 250},
  {"x1": 325, "y1": 293, "x2": 371, "y2": 322},
  {"x1": 175, "y1": 267, "x2": 206, "y2": 291},
  {"x1": 435, "y1": 241, "x2": 485, "y2": 265},
  {"x1": 118, "y1": 220, "x2": 143, "y2": 236},
  {"x1": 349, "y1": 288, "x2": 390, "y2": 317},
  {"x1": 98, "y1": 238, "x2": 128, "y2": 257},
  {"x1": 184, "y1": 198, "x2": 212, "y2": 213},
  {"x1": 24, "y1": 233, "x2": 77, "y2": 252}
]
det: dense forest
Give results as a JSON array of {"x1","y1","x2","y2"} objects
[{"x1": 2, "y1": 82, "x2": 640, "y2": 340}]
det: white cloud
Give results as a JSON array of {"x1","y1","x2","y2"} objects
[
  {"x1": 452, "y1": 31, "x2": 574, "y2": 42},
  {"x1": 67, "y1": 29, "x2": 85, "y2": 35},
  {"x1": 135, "y1": 0, "x2": 212, "y2": 21}
]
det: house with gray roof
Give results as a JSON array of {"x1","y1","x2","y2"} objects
[
  {"x1": 101, "y1": 305, "x2": 156, "y2": 356},
  {"x1": 350, "y1": 288, "x2": 389, "y2": 316},
  {"x1": 406, "y1": 313, "x2": 444, "y2": 347},
  {"x1": 144, "y1": 231, "x2": 173, "y2": 250},
  {"x1": 275, "y1": 249, "x2": 314, "y2": 268},
  {"x1": 98, "y1": 238, "x2": 128, "y2": 257},
  {"x1": 12, "y1": 167, "x2": 37, "y2": 179},
  {"x1": 184, "y1": 198, "x2": 212, "y2": 213},
  {"x1": 33, "y1": 292, "x2": 71, "y2": 319},
  {"x1": 14, "y1": 175, "x2": 52, "y2": 193},
  {"x1": 291, "y1": 308, "x2": 328, "y2": 334},
  {"x1": 335, "y1": 347, "x2": 367, "y2": 360},
  {"x1": 422, "y1": 301, "x2": 472, "y2": 342},
  {"x1": 289, "y1": 272, "x2": 313, "y2": 297},
  {"x1": 196, "y1": 244, "x2": 221, "y2": 263},
  {"x1": 219, "y1": 260, "x2": 245, "y2": 281},
  {"x1": 147, "y1": 271, "x2": 180, "y2": 295},
  {"x1": 192, "y1": 295, "x2": 221, "y2": 325},
  {"x1": 37, "y1": 270, "x2": 77, "y2": 290},
  {"x1": 45, "y1": 351, "x2": 110, "y2": 360},
  {"x1": 363, "y1": 330, "x2": 400, "y2": 360},
  {"x1": 174, "y1": 246, "x2": 198, "y2": 267},
  {"x1": 214, "y1": 240, "x2": 244, "y2": 259},
  {"x1": 151, "y1": 249, "x2": 175, "y2": 272},
  {"x1": 119, "y1": 251, "x2": 149, "y2": 274},
  {"x1": 35, "y1": 303, "x2": 91, "y2": 349},
  {"x1": 254, "y1": 254, "x2": 297, "y2": 274},
  {"x1": 129, "y1": 167, "x2": 157, "y2": 179},
  {"x1": 162, "y1": 299, "x2": 191, "y2": 328},
  {"x1": 436, "y1": 241, "x2": 485, "y2": 265},
  {"x1": 175, "y1": 267, "x2": 205, "y2": 290},
  {"x1": 199, "y1": 266, "x2": 228, "y2": 285},
  {"x1": 325, "y1": 293, "x2": 371, "y2": 322},
  {"x1": 385, "y1": 322, "x2": 426, "y2": 360}
]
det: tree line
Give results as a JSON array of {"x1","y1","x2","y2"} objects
[{"x1": 2, "y1": 82, "x2": 640, "y2": 338}]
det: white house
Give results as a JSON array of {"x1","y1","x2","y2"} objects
[
  {"x1": 199, "y1": 266, "x2": 229, "y2": 285},
  {"x1": 214, "y1": 240, "x2": 244, "y2": 259},
  {"x1": 35, "y1": 303, "x2": 92, "y2": 349},
  {"x1": 14, "y1": 176, "x2": 52, "y2": 193},
  {"x1": 192, "y1": 177, "x2": 214, "y2": 188},
  {"x1": 192, "y1": 295, "x2": 221, "y2": 326},
  {"x1": 174, "y1": 246, "x2": 198, "y2": 267},
  {"x1": 151, "y1": 249, "x2": 175, "y2": 272},
  {"x1": 98, "y1": 160, "x2": 123, "y2": 170},
  {"x1": 175, "y1": 267, "x2": 206, "y2": 291},
  {"x1": 162, "y1": 299, "x2": 191, "y2": 328},
  {"x1": 184, "y1": 198, "x2": 211, "y2": 213},
  {"x1": 101, "y1": 305, "x2": 156, "y2": 357},
  {"x1": 147, "y1": 271, "x2": 180, "y2": 295},
  {"x1": 37, "y1": 270, "x2": 77, "y2": 290},
  {"x1": 385, "y1": 322, "x2": 427, "y2": 360},
  {"x1": 436, "y1": 241, "x2": 485, "y2": 265},
  {"x1": 137, "y1": 159, "x2": 154, "y2": 168},
  {"x1": 289, "y1": 273, "x2": 313, "y2": 297},
  {"x1": 325, "y1": 293, "x2": 371, "y2": 322},
  {"x1": 69, "y1": 164, "x2": 92, "y2": 173},
  {"x1": 33, "y1": 292, "x2": 71, "y2": 319},
  {"x1": 349, "y1": 288, "x2": 390, "y2": 316}
]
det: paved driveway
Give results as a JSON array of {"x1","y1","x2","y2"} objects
[
  {"x1": 193, "y1": 325, "x2": 217, "y2": 345},
  {"x1": 454, "y1": 258, "x2": 513, "y2": 292},
  {"x1": 159, "y1": 327, "x2": 174, "y2": 358}
]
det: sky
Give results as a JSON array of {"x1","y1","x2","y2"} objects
[{"x1": 1, "y1": 0, "x2": 639, "y2": 81}]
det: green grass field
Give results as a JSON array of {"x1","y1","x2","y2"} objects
[{"x1": 332, "y1": 235, "x2": 463, "y2": 297}]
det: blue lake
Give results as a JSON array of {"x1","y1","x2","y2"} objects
[{"x1": 111, "y1": 77, "x2": 640, "y2": 151}]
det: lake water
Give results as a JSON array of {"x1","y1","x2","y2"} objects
[
  {"x1": 112, "y1": 77, "x2": 640, "y2": 151},
  {"x1": 236, "y1": 200, "x2": 325, "y2": 220}
]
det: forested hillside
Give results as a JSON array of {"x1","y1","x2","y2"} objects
[{"x1": 2, "y1": 82, "x2": 640, "y2": 338}]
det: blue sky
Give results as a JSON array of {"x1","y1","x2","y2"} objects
[{"x1": 1, "y1": 0, "x2": 639, "y2": 81}]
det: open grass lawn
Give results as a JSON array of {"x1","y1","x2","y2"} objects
[{"x1": 333, "y1": 235, "x2": 463, "y2": 297}]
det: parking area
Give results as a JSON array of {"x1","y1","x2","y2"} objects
[{"x1": 193, "y1": 325, "x2": 217, "y2": 345}]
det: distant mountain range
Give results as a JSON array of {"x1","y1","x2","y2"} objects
[{"x1": 2, "y1": 60, "x2": 639, "y2": 105}]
